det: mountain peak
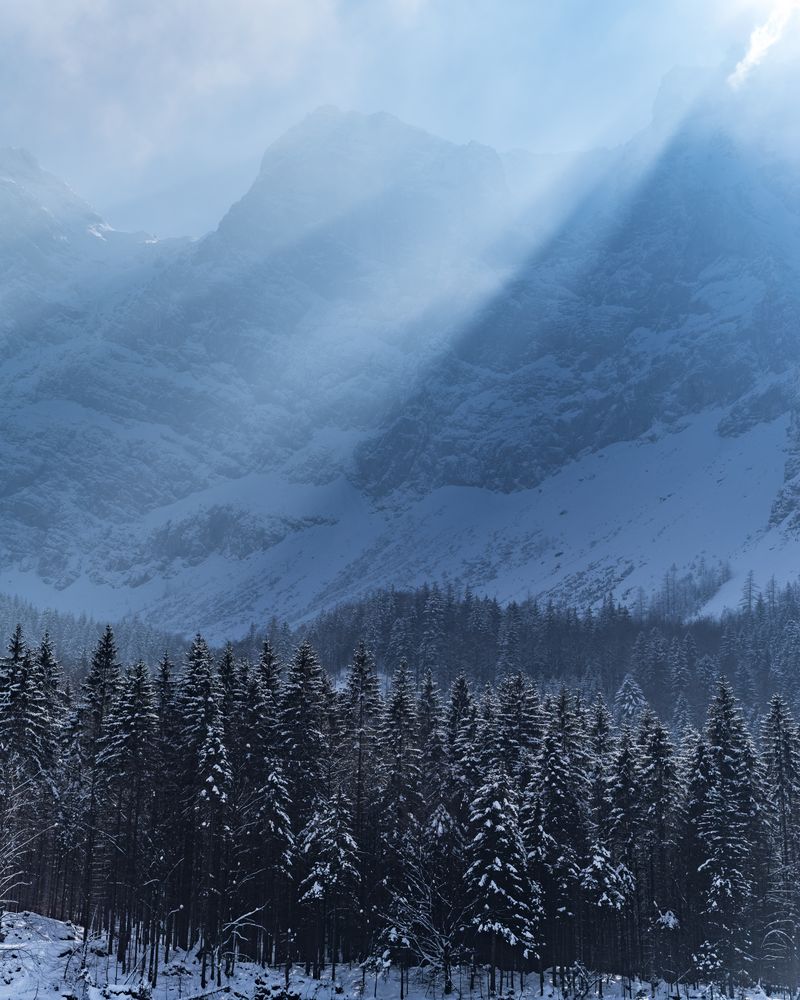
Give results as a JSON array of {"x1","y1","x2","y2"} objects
[
  {"x1": 258, "y1": 105, "x2": 449, "y2": 173},
  {"x1": 213, "y1": 106, "x2": 505, "y2": 258}
]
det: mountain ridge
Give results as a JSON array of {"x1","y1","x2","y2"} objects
[{"x1": 2, "y1": 99, "x2": 800, "y2": 636}]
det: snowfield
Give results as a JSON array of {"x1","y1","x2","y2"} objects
[{"x1": 0, "y1": 406, "x2": 789, "y2": 639}]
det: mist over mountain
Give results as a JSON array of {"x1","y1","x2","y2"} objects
[{"x1": 2, "y1": 80, "x2": 800, "y2": 637}]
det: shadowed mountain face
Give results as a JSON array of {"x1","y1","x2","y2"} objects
[
  {"x1": 2, "y1": 99, "x2": 800, "y2": 637},
  {"x1": 356, "y1": 122, "x2": 800, "y2": 496}
]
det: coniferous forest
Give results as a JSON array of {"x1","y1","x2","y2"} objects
[{"x1": 4, "y1": 578, "x2": 800, "y2": 996}]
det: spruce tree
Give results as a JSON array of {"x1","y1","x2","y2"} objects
[
  {"x1": 98, "y1": 660, "x2": 158, "y2": 968},
  {"x1": 380, "y1": 659, "x2": 422, "y2": 900},
  {"x1": 77, "y1": 625, "x2": 121, "y2": 939},
  {"x1": 417, "y1": 667, "x2": 447, "y2": 813},
  {"x1": 614, "y1": 673, "x2": 647, "y2": 724},
  {"x1": 537, "y1": 690, "x2": 590, "y2": 975},
  {"x1": 464, "y1": 767, "x2": 539, "y2": 993},
  {"x1": 299, "y1": 787, "x2": 358, "y2": 981},
  {"x1": 343, "y1": 640, "x2": 382, "y2": 957},
  {"x1": 698, "y1": 680, "x2": 768, "y2": 987},
  {"x1": 636, "y1": 717, "x2": 679, "y2": 977},
  {"x1": 761, "y1": 695, "x2": 800, "y2": 983},
  {"x1": 281, "y1": 642, "x2": 327, "y2": 830},
  {"x1": 496, "y1": 671, "x2": 540, "y2": 779}
]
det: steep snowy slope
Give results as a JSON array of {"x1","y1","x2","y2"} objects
[{"x1": 2, "y1": 94, "x2": 800, "y2": 636}]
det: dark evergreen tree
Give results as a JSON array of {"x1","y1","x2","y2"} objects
[
  {"x1": 464, "y1": 768, "x2": 539, "y2": 994},
  {"x1": 697, "y1": 680, "x2": 768, "y2": 988},
  {"x1": 281, "y1": 642, "x2": 327, "y2": 829},
  {"x1": 299, "y1": 787, "x2": 358, "y2": 981},
  {"x1": 761, "y1": 696, "x2": 800, "y2": 984}
]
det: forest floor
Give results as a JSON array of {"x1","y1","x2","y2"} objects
[{"x1": 0, "y1": 911, "x2": 784, "y2": 1000}]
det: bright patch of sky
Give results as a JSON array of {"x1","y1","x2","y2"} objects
[
  {"x1": 729, "y1": 0, "x2": 800, "y2": 87},
  {"x1": 0, "y1": 0, "x2": 796, "y2": 236}
]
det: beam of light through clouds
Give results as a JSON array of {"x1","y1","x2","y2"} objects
[{"x1": 0, "y1": 0, "x2": 794, "y2": 235}]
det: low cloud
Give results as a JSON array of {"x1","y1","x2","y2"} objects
[{"x1": 729, "y1": 0, "x2": 800, "y2": 88}]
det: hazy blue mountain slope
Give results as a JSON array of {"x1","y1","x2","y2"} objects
[
  {"x1": 0, "y1": 111, "x2": 514, "y2": 634},
  {"x1": 2, "y1": 100, "x2": 800, "y2": 636},
  {"x1": 357, "y1": 122, "x2": 800, "y2": 497}
]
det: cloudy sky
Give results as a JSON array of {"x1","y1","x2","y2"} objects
[{"x1": 0, "y1": 0, "x2": 796, "y2": 236}]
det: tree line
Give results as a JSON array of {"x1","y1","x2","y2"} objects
[
  {"x1": 297, "y1": 574, "x2": 800, "y2": 721},
  {"x1": 2, "y1": 620, "x2": 800, "y2": 997},
  {"x1": 0, "y1": 591, "x2": 180, "y2": 670}
]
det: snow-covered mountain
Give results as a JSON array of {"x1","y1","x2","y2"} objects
[{"x1": 3, "y1": 89, "x2": 800, "y2": 637}]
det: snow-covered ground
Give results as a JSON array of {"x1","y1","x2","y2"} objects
[
  {"x1": 0, "y1": 405, "x2": 790, "y2": 639},
  {"x1": 0, "y1": 911, "x2": 780, "y2": 1000}
]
